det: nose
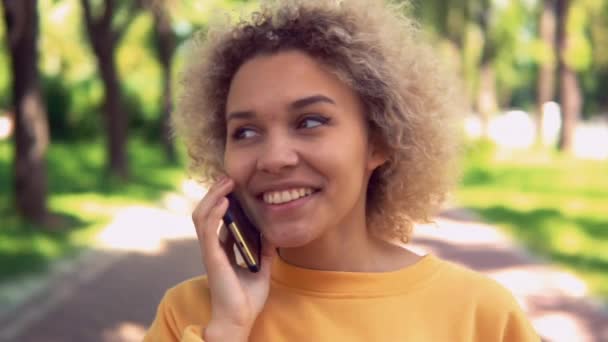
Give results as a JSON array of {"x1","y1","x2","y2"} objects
[{"x1": 256, "y1": 133, "x2": 299, "y2": 174}]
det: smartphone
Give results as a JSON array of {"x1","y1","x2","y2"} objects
[{"x1": 222, "y1": 193, "x2": 262, "y2": 272}]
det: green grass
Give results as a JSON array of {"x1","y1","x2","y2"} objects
[
  {"x1": 456, "y1": 144, "x2": 608, "y2": 299},
  {"x1": 0, "y1": 138, "x2": 186, "y2": 281}
]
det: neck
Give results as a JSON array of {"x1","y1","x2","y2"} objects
[{"x1": 277, "y1": 209, "x2": 420, "y2": 272}]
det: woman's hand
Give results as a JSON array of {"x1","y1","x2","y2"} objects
[{"x1": 192, "y1": 177, "x2": 277, "y2": 341}]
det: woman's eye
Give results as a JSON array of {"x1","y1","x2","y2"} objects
[
  {"x1": 298, "y1": 115, "x2": 330, "y2": 129},
  {"x1": 232, "y1": 128, "x2": 258, "y2": 140}
]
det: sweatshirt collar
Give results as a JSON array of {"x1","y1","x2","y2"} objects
[{"x1": 270, "y1": 253, "x2": 443, "y2": 297}]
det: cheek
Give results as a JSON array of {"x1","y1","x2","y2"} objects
[
  {"x1": 223, "y1": 148, "x2": 255, "y2": 183},
  {"x1": 324, "y1": 136, "x2": 368, "y2": 173},
  {"x1": 307, "y1": 136, "x2": 369, "y2": 192}
]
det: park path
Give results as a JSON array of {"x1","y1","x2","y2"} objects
[{"x1": 0, "y1": 182, "x2": 607, "y2": 342}]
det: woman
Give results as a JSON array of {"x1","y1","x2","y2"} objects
[{"x1": 144, "y1": 0, "x2": 539, "y2": 341}]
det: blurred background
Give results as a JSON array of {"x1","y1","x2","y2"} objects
[{"x1": 0, "y1": 0, "x2": 607, "y2": 341}]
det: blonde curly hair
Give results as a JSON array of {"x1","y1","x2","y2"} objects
[{"x1": 173, "y1": 0, "x2": 463, "y2": 243}]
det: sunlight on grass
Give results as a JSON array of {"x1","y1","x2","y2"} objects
[
  {"x1": 0, "y1": 138, "x2": 186, "y2": 281},
  {"x1": 457, "y1": 142, "x2": 608, "y2": 299}
]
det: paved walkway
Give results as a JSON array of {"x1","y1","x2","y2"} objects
[
  {"x1": 0, "y1": 186, "x2": 607, "y2": 342},
  {"x1": 411, "y1": 209, "x2": 608, "y2": 342}
]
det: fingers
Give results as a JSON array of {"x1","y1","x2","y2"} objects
[
  {"x1": 219, "y1": 225, "x2": 237, "y2": 266},
  {"x1": 192, "y1": 177, "x2": 234, "y2": 273},
  {"x1": 200, "y1": 196, "x2": 233, "y2": 276},
  {"x1": 192, "y1": 177, "x2": 234, "y2": 237}
]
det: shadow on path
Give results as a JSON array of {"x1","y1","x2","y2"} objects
[
  {"x1": 2, "y1": 206, "x2": 608, "y2": 342},
  {"x1": 3, "y1": 239, "x2": 201, "y2": 342},
  {"x1": 407, "y1": 209, "x2": 608, "y2": 342}
]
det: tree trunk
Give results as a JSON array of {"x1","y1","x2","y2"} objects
[
  {"x1": 153, "y1": 9, "x2": 176, "y2": 162},
  {"x1": 98, "y1": 45, "x2": 128, "y2": 177},
  {"x1": 558, "y1": 66, "x2": 581, "y2": 152},
  {"x1": 476, "y1": 1, "x2": 497, "y2": 137},
  {"x1": 477, "y1": 61, "x2": 497, "y2": 137},
  {"x1": 536, "y1": 0, "x2": 557, "y2": 146},
  {"x1": 2, "y1": 0, "x2": 50, "y2": 224},
  {"x1": 81, "y1": 0, "x2": 129, "y2": 178},
  {"x1": 556, "y1": 0, "x2": 582, "y2": 152}
]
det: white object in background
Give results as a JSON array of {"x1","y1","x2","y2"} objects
[
  {"x1": 181, "y1": 179, "x2": 206, "y2": 201},
  {"x1": 542, "y1": 101, "x2": 562, "y2": 147},
  {"x1": 464, "y1": 115, "x2": 483, "y2": 139},
  {"x1": 573, "y1": 123, "x2": 608, "y2": 160},
  {"x1": 488, "y1": 110, "x2": 535, "y2": 149},
  {"x1": 0, "y1": 115, "x2": 14, "y2": 140}
]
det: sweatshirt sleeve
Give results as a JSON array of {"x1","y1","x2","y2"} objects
[
  {"x1": 144, "y1": 276, "x2": 215, "y2": 341},
  {"x1": 501, "y1": 307, "x2": 541, "y2": 342},
  {"x1": 469, "y1": 272, "x2": 540, "y2": 342},
  {"x1": 143, "y1": 291, "x2": 206, "y2": 342}
]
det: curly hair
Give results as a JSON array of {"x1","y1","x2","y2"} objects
[{"x1": 173, "y1": 0, "x2": 463, "y2": 243}]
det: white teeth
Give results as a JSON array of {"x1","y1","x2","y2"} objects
[
  {"x1": 280, "y1": 191, "x2": 289, "y2": 202},
  {"x1": 262, "y1": 187, "x2": 316, "y2": 205}
]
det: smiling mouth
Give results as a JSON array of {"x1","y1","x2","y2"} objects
[{"x1": 260, "y1": 187, "x2": 320, "y2": 205}]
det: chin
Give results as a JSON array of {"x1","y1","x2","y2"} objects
[{"x1": 262, "y1": 222, "x2": 319, "y2": 248}]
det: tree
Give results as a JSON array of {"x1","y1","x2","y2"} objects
[
  {"x1": 150, "y1": 3, "x2": 176, "y2": 162},
  {"x1": 556, "y1": 0, "x2": 582, "y2": 152},
  {"x1": 536, "y1": 0, "x2": 557, "y2": 145},
  {"x1": 2, "y1": 0, "x2": 50, "y2": 224},
  {"x1": 471, "y1": 0, "x2": 498, "y2": 137},
  {"x1": 416, "y1": 1, "x2": 470, "y2": 98},
  {"x1": 81, "y1": 0, "x2": 137, "y2": 178}
]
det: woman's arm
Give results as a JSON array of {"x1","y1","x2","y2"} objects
[{"x1": 145, "y1": 177, "x2": 277, "y2": 341}]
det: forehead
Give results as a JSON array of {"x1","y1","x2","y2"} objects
[{"x1": 225, "y1": 50, "x2": 359, "y2": 115}]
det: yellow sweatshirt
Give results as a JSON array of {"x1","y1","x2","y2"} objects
[{"x1": 144, "y1": 254, "x2": 539, "y2": 341}]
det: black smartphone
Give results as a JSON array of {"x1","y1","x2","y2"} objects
[{"x1": 222, "y1": 193, "x2": 262, "y2": 272}]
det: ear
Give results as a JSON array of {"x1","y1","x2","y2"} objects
[{"x1": 366, "y1": 134, "x2": 389, "y2": 172}]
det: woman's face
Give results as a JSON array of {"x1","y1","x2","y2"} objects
[{"x1": 224, "y1": 50, "x2": 385, "y2": 248}]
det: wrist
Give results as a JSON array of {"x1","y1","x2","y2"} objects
[{"x1": 204, "y1": 320, "x2": 251, "y2": 342}]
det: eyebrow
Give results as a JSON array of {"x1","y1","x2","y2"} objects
[
  {"x1": 226, "y1": 95, "x2": 336, "y2": 122},
  {"x1": 289, "y1": 95, "x2": 336, "y2": 110}
]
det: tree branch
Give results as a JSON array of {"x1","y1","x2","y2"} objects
[
  {"x1": 112, "y1": 0, "x2": 140, "y2": 41},
  {"x1": 80, "y1": 0, "x2": 93, "y2": 27},
  {"x1": 80, "y1": 0, "x2": 98, "y2": 42},
  {"x1": 2, "y1": 0, "x2": 24, "y2": 49},
  {"x1": 101, "y1": 0, "x2": 114, "y2": 29}
]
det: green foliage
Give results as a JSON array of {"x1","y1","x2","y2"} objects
[
  {"x1": 458, "y1": 151, "x2": 608, "y2": 299},
  {"x1": 461, "y1": 22, "x2": 483, "y2": 103},
  {"x1": 491, "y1": 1, "x2": 537, "y2": 107},
  {"x1": 0, "y1": 138, "x2": 186, "y2": 281},
  {"x1": 7, "y1": 0, "x2": 608, "y2": 137},
  {"x1": 0, "y1": 4, "x2": 10, "y2": 109},
  {"x1": 463, "y1": 137, "x2": 497, "y2": 165},
  {"x1": 585, "y1": 0, "x2": 608, "y2": 112},
  {"x1": 461, "y1": 138, "x2": 497, "y2": 185},
  {"x1": 175, "y1": 0, "x2": 260, "y2": 28},
  {"x1": 412, "y1": 0, "x2": 608, "y2": 116},
  {"x1": 564, "y1": 3, "x2": 593, "y2": 71},
  {"x1": 36, "y1": 0, "x2": 104, "y2": 140},
  {"x1": 118, "y1": 12, "x2": 163, "y2": 134}
]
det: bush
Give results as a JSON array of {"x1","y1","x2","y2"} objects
[{"x1": 464, "y1": 138, "x2": 497, "y2": 166}]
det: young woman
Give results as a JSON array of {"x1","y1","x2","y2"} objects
[{"x1": 144, "y1": 0, "x2": 539, "y2": 341}]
